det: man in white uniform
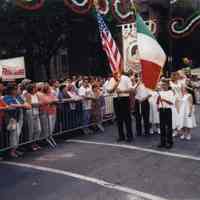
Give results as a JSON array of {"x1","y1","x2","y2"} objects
[
  {"x1": 107, "y1": 72, "x2": 134, "y2": 142},
  {"x1": 135, "y1": 81, "x2": 152, "y2": 136}
]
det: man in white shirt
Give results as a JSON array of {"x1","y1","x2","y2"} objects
[
  {"x1": 157, "y1": 80, "x2": 175, "y2": 149},
  {"x1": 103, "y1": 77, "x2": 111, "y2": 96},
  {"x1": 78, "y1": 80, "x2": 93, "y2": 127},
  {"x1": 106, "y1": 72, "x2": 134, "y2": 142},
  {"x1": 135, "y1": 81, "x2": 152, "y2": 136}
]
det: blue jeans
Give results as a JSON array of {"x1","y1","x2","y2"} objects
[{"x1": 83, "y1": 110, "x2": 91, "y2": 126}]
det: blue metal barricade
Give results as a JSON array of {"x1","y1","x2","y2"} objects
[{"x1": 0, "y1": 96, "x2": 115, "y2": 153}]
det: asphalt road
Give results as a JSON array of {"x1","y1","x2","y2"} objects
[{"x1": 1, "y1": 121, "x2": 200, "y2": 200}]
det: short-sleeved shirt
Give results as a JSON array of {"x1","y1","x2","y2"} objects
[
  {"x1": 135, "y1": 83, "x2": 150, "y2": 101},
  {"x1": 106, "y1": 75, "x2": 132, "y2": 98},
  {"x1": 78, "y1": 86, "x2": 93, "y2": 110},
  {"x1": 158, "y1": 90, "x2": 176, "y2": 109}
]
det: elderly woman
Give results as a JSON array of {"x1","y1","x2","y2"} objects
[{"x1": 24, "y1": 84, "x2": 42, "y2": 151}]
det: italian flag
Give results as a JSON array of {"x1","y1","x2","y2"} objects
[{"x1": 136, "y1": 14, "x2": 166, "y2": 89}]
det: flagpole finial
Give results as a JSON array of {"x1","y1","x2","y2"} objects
[
  {"x1": 93, "y1": 0, "x2": 99, "y2": 10},
  {"x1": 130, "y1": 0, "x2": 137, "y2": 15}
]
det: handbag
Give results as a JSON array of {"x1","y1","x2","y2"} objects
[{"x1": 6, "y1": 118, "x2": 17, "y2": 131}]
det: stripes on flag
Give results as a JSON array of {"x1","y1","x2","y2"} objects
[
  {"x1": 96, "y1": 12, "x2": 122, "y2": 73},
  {"x1": 136, "y1": 14, "x2": 167, "y2": 89}
]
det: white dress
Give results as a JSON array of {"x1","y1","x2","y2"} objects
[
  {"x1": 179, "y1": 94, "x2": 196, "y2": 129},
  {"x1": 170, "y1": 81, "x2": 182, "y2": 130},
  {"x1": 149, "y1": 90, "x2": 159, "y2": 124}
]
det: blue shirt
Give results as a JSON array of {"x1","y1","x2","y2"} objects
[{"x1": 3, "y1": 95, "x2": 24, "y2": 120}]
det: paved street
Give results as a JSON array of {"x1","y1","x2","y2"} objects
[
  {"x1": 1, "y1": 121, "x2": 200, "y2": 200},
  {"x1": 1, "y1": 1, "x2": 200, "y2": 200}
]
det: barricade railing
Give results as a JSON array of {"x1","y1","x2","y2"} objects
[{"x1": 0, "y1": 95, "x2": 115, "y2": 153}]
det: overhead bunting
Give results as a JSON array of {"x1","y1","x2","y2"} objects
[
  {"x1": 16, "y1": 0, "x2": 45, "y2": 11},
  {"x1": 15, "y1": 0, "x2": 136, "y2": 23},
  {"x1": 111, "y1": 0, "x2": 134, "y2": 23},
  {"x1": 63, "y1": 0, "x2": 93, "y2": 14},
  {"x1": 169, "y1": 12, "x2": 200, "y2": 39},
  {"x1": 96, "y1": 0, "x2": 110, "y2": 15}
]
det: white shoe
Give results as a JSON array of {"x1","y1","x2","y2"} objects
[
  {"x1": 180, "y1": 135, "x2": 185, "y2": 140},
  {"x1": 97, "y1": 124, "x2": 105, "y2": 132},
  {"x1": 83, "y1": 128, "x2": 89, "y2": 134},
  {"x1": 186, "y1": 135, "x2": 191, "y2": 140},
  {"x1": 157, "y1": 128, "x2": 161, "y2": 135},
  {"x1": 150, "y1": 128, "x2": 154, "y2": 135},
  {"x1": 46, "y1": 138, "x2": 56, "y2": 148},
  {"x1": 173, "y1": 131, "x2": 178, "y2": 137},
  {"x1": 50, "y1": 136, "x2": 57, "y2": 146}
]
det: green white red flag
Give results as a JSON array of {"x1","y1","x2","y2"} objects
[{"x1": 136, "y1": 14, "x2": 167, "y2": 89}]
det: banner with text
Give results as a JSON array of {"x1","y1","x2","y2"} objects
[{"x1": 0, "y1": 57, "x2": 26, "y2": 81}]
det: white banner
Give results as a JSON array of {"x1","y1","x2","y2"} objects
[
  {"x1": 0, "y1": 57, "x2": 26, "y2": 81},
  {"x1": 122, "y1": 20, "x2": 157, "y2": 73}
]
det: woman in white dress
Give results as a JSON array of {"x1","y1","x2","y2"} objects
[
  {"x1": 170, "y1": 72, "x2": 182, "y2": 135},
  {"x1": 179, "y1": 86, "x2": 196, "y2": 140}
]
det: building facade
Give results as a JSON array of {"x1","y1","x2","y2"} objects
[{"x1": 0, "y1": 0, "x2": 199, "y2": 81}]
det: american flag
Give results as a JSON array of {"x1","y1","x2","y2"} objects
[{"x1": 96, "y1": 12, "x2": 122, "y2": 73}]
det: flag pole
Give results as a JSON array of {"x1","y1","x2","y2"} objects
[
  {"x1": 129, "y1": 1, "x2": 142, "y2": 81},
  {"x1": 130, "y1": 0, "x2": 137, "y2": 15},
  {"x1": 93, "y1": 0, "x2": 98, "y2": 10}
]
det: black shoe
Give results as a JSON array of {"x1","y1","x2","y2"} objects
[
  {"x1": 126, "y1": 138, "x2": 133, "y2": 143},
  {"x1": 165, "y1": 144, "x2": 173, "y2": 149},
  {"x1": 117, "y1": 138, "x2": 125, "y2": 142},
  {"x1": 157, "y1": 144, "x2": 165, "y2": 148},
  {"x1": 144, "y1": 132, "x2": 150, "y2": 136},
  {"x1": 16, "y1": 151, "x2": 24, "y2": 157}
]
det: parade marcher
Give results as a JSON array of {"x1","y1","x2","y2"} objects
[
  {"x1": 106, "y1": 71, "x2": 134, "y2": 142},
  {"x1": 157, "y1": 80, "x2": 175, "y2": 149},
  {"x1": 134, "y1": 80, "x2": 152, "y2": 136},
  {"x1": 149, "y1": 88, "x2": 160, "y2": 135}
]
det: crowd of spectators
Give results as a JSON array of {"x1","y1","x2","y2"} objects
[
  {"x1": 1, "y1": 71, "x2": 200, "y2": 158},
  {"x1": 0, "y1": 76, "x2": 113, "y2": 158}
]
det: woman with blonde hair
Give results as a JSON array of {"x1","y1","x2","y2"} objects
[{"x1": 179, "y1": 86, "x2": 196, "y2": 140}]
